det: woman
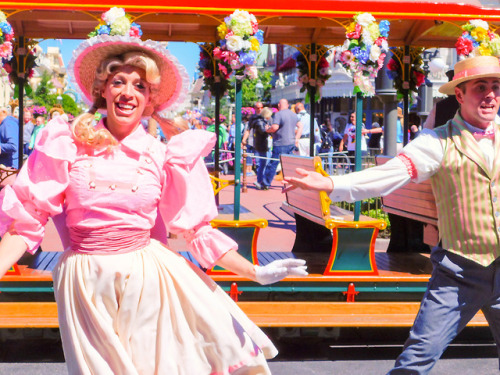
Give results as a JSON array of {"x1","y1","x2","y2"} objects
[{"x1": 0, "y1": 9, "x2": 306, "y2": 374}]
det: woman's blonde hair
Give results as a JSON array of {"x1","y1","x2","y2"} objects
[
  {"x1": 72, "y1": 51, "x2": 180, "y2": 149},
  {"x1": 260, "y1": 107, "x2": 273, "y2": 120}
]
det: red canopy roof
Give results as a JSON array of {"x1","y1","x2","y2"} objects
[{"x1": 1, "y1": 0, "x2": 499, "y2": 46}]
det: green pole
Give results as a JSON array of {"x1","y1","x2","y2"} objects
[
  {"x1": 233, "y1": 79, "x2": 242, "y2": 220},
  {"x1": 354, "y1": 91, "x2": 363, "y2": 221},
  {"x1": 309, "y1": 43, "x2": 316, "y2": 156},
  {"x1": 17, "y1": 36, "x2": 25, "y2": 169},
  {"x1": 214, "y1": 79, "x2": 221, "y2": 206},
  {"x1": 403, "y1": 45, "x2": 410, "y2": 147}
]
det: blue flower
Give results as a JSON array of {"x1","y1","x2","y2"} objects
[
  {"x1": 0, "y1": 22, "x2": 12, "y2": 35},
  {"x1": 98, "y1": 25, "x2": 111, "y2": 35},
  {"x1": 239, "y1": 51, "x2": 257, "y2": 65},
  {"x1": 464, "y1": 33, "x2": 479, "y2": 47},
  {"x1": 386, "y1": 70, "x2": 398, "y2": 80},
  {"x1": 352, "y1": 47, "x2": 369, "y2": 64},
  {"x1": 379, "y1": 20, "x2": 390, "y2": 38},
  {"x1": 255, "y1": 30, "x2": 264, "y2": 45}
]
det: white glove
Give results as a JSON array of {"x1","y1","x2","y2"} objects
[{"x1": 254, "y1": 258, "x2": 308, "y2": 285}]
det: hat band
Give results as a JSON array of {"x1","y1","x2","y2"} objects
[{"x1": 454, "y1": 65, "x2": 500, "y2": 80}]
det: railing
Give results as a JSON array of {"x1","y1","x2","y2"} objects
[{"x1": 204, "y1": 146, "x2": 390, "y2": 236}]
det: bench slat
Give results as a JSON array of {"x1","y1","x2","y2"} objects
[{"x1": 0, "y1": 301, "x2": 487, "y2": 328}]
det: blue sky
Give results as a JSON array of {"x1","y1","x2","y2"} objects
[{"x1": 38, "y1": 39, "x2": 201, "y2": 83}]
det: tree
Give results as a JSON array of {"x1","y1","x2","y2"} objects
[
  {"x1": 30, "y1": 72, "x2": 79, "y2": 116},
  {"x1": 228, "y1": 71, "x2": 273, "y2": 107}
]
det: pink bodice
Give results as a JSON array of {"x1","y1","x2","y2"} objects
[{"x1": 0, "y1": 118, "x2": 237, "y2": 268}]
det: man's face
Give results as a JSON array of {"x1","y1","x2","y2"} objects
[
  {"x1": 24, "y1": 111, "x2": 32, "y2": 123},
  {"x1": 255, "y1": 103, "x2": 263, "y2": 115},
  {"x1": 455, "y1": 78, "x2": 500, "y2": 129}
]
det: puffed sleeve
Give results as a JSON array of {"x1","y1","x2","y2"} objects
[
  {"x1": 0, "y1": 117, "x2": 76, "y2": 253},
  {"x1": 159, "y1": 129, "x2": 238, "y2": 268}
]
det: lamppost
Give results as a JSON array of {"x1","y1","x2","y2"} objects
[
  {"x1": 255, "y1": 80, "x2": 264, "y2": 100},
  {"x1": 418, "y1": 49, "x2": 440, "y2": 124}
]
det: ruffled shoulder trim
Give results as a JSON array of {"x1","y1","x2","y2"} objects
[
  {"x1": 35, "y1": 117, "x2": 77, "y2": 162},
  {"x1": 164, "y1": 129, "x2": 216, "y2": 167}
]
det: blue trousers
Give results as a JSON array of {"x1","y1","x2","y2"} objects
[
  {"x1": 388, "y1": 248, "x2": 500, "y2": 374},
  {"x1": 262, "y1": 144, "x2": 295, "y2": 187},
  {"x1": 254, "y1": 149, "x2": 269, "y2": 185}
]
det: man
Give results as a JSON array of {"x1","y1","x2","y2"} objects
[
  {"x1": 294, "y1": 102, "x2": 320, "y2": 156},
  {"x1": 261, "y1": 98, "x2": 300, "y2": 189},
  {"x1": 244, "y1": 102, "x2": 266, "y2": 187},
  {"x1": 339, "y1": 112, "x2": 368, "y2": 170},
  {"x1": 23, "y1": 109, "x2": 34, "y2": 157},
  {"x1": 0, "y1": 107, "x2": 19, "y2": 168},
  {"x1": 284, "y1": 55, "x2": 500, "y2": 374}
]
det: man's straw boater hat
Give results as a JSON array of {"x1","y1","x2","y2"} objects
[
  {"x1": 439, "y1": 19, "x2": 500, "y2": 95},
  {"x1": 68, "y1": 7, "x2": 189, "y2": 117}
]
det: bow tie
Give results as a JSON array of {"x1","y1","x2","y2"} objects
[{"x1": 473, "y1": 129, "x2": 495, "y2": 141}]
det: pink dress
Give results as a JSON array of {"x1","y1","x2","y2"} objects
[{"x1": 0, "y1": 117, "x2": 277, "y2": 375}]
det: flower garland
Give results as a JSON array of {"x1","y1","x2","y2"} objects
[
  {"x1": 386, "y1": 47, "x2": 426, "y2": 99},
  {"x1": 455, "y1": 19, "x2": 500, "y2": 59},
  {"x1": 0, "y1": 12, "x2": 38, "y2": 95},
  {"x1": 198, "y1": 43, "x2": 232, "y2": 96},
  {"x1": 0, "y1": 11, "x2": 13, "y2": 63},
  {"x1": 294, "y1": 46, "x2": 332, "y2": 102},
  {"x1": 88, "y1": 7, "x2": 142, "y2": 38},
  {"x1": 336, "y1": 13, "x2": 390, "y2": 96},
  {"x1": 214, "y1": 10, "x2": 264, "y2": 80}
]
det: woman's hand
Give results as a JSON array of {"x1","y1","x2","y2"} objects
[
  {"x1": 282, "y1": 168, "x2": 334, "y2": 194},
  {"x1": 254, "y1": 259, "x2": 308, "y2": 285}
]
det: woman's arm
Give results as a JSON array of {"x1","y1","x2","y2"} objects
[
  {"x1": 0, "y1": 232, "x2": 28, "y2": 279},
  {"x1": 216, "y1": 249, "x2": 256, "y2": 280}
]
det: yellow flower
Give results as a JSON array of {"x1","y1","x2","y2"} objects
[
  {"x1": 217, "y1": 23, "x2": 227, "y2": 39},
  {"x1": 479, "y1": 42, "x2": 492, "y2": 56},
  {"x1": 250, "y1": 37, "x2": 260, "y2": 51},
  {"x1": 471, "y1": 27, "x2": 488, "y2": 43},
  {"x1": 346, "y1": 22, "x2": 356, "y2": 33},
  {"x1": 367, "y1": 23, "x2": 380, "y2": 40}
]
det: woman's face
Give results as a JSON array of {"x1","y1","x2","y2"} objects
[{"x1": 102, "y1": 65, "x2": 151, "y2": 140}]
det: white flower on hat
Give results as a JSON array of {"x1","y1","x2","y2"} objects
[
  {"x1": 226, "y1": 35, "x2": 244, "y2": 52},
  {"x1": 355, "y1": 13, "x2": 376, "y2": 27},
  {"x1": 102, "y1": 7, "x2": 126, "y2": 25},
  {"x1": 469, "y1": 19, "x2": 489, "y2": 31},
  {"x1": 0, "y1": 11, "x2": 6, "y2": 23}
]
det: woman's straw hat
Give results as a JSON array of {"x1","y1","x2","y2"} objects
[
  {"x1": 68, "y1": 9, "x2": 189, "y2": 117},
  {"x1": 439, "y1": 56, "x2": 500, "y2": 95}
]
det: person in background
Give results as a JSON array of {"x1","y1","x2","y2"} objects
[
  {"x1": 339, "y1": 112, "x2": 367, "y2": 170},
  {"x1": 243, "y1": 102, "x2": 265, "y2": 179},
  {"x1": 295, "y1": 102, "x2": 321, "y2": 156},
  {"x1": 367, "y1": 115, "x2": 383, "y2": 154},
  {"x1": 22, "y1": 109, "x2": 34, "y2": 157},
  {"x1": 318, "y1": 117, "x2": 342, "y2": 174},
  {"x1": 283, "y1": 54, "x2": 500, "y2": 375},
  {"x1": 27, "y1": 115, "x2": 45, "y2": 156},
  {"x1": 0, "y1": 106, "x2": 18, "y2": 168},
  {"x1": 250, "y1": 107, "x2": 273, "y2": 190},
  {"x1": 0, "y1": 9, "x2": 307, "y2": 374},
  {"x1": 262, "y1": 98, "x2": 301, "y2": 190}
]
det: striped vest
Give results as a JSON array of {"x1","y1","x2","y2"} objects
[{"x1": 431, "y1": 113, "x2": 500, "y2": 266}]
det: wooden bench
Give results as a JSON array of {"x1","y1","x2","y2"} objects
[
  {"x1": 280, "y1": 154, "x2": 386, "y2": 276},
  {"x1": 0, "y1": 301, "x2": 487, "y2": 328},
  {"x1": 375, "y1": 155, "x2": 439, "y2": 249}
]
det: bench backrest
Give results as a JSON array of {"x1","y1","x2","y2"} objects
[
  {"x1": 280, "y1": 154, "x2": 330, "y2": 220},
  {"x1": 375, "y1": 155, "x2": 438, "y2": 225}
]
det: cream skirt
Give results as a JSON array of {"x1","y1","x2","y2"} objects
[{"x1": 52, "y1": 239, "x2": 277, "y2": 375}]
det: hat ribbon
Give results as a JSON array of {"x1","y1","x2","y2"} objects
[{"x1": 454, "y1": 65, "x2": 500, "y2": 80}]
